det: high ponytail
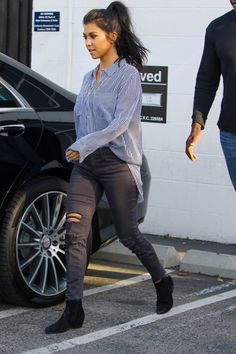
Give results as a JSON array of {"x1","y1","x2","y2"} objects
[{"x1": 83, "y1": 1, "x2": 149, "y2": 71}]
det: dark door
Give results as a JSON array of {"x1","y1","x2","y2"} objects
[
  {"x1": 0, "y1": 0, "x2": 33, "y2": 66},
  {"x1": 0, "y1": 79, "x2": 43, "y2": 205}
]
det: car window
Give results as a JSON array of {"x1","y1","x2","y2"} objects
[
  {"x1": 0, "y1": 84, "x2": 20, "y2": 108},
  {"x1": 0, "y1": 62, "x2": 75, "y2": 111}
]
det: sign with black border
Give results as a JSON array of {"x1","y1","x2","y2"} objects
[
  {"x1": 141, "y1": 66, "x2": 168, "y2": 123},
  {"x1": 34, "y1": 12, "x2": 60, "y2": 32}
]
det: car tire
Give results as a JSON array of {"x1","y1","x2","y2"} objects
[{"x1": 0, "y1": 176, "x2": 90, "y2": 307}]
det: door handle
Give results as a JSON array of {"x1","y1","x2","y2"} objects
[{"x1": 0, "y1": 124, "x2": 25, "y2": 136}]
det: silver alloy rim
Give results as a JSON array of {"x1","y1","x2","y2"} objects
[{"x1": 16, "y1": 191, "x2": 67, "y2": 297}]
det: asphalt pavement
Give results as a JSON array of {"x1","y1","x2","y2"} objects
[
  {"x1": 0, "y1": 234, "x2": 236, "y2": 353},
  {"x1": 0, "y1": 260, "x2": 236, "y2": 354}
]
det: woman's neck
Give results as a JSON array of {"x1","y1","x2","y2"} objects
[
  {"x1": 99, "y1": 53, "x2": 119, "y2": 70},
  {"x1": 96, "y1": 51, "x2": 119, "y2": 82}
]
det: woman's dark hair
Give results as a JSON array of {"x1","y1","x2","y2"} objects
[{"x1": 83, "y1": 1, "x2": 149, "y2": 71}]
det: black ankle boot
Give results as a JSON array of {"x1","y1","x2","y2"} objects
[
  {"x1": 155, "y1": 275, "x2": 174, "y2": 314},
  {"x1": 45, "y1": 299, "x2": 85, "y2": 334}
]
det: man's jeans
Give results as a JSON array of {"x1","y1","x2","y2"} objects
[
  {"x1": 65, "y1": 147, "x2": 165, "y2": 300},
  {"x1": 220, "y1": 130, "x2": 236, "y2": 190}
]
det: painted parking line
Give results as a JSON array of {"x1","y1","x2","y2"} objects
[
  {"x1": 84, "y1": 269, "x2": 172, "y2": 296},
  {"x1": 188, "y1": 279, "x2": 236, "y2": 297},
  {"x1": 22, "y1": 288, "x2": 236, "y2": 354},
  {"x1": 0, "y1": 308, "x2": 28, "y2": 320},
  {"x1": 84, "y1": 273, "x2": 151, "y2": 296}
]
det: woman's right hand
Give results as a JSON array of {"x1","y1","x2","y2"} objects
[
  {"x1": 66, "y1": 149, "x2": 80, "y2": 161},
  {"x1": 185, "y1": 122, "x2": 202, "y2": 161}
]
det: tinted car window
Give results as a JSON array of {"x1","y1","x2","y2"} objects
[
  {"x1": 0, "y1": 62, "x2": 74, "y2": 111},
  {"x1": 0, "y1": 84, "x2": 20, "y2": 108}
]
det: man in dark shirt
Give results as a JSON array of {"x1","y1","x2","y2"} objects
[{"x1": 186, "y1": 0, "x2": 236, "y2": 190}]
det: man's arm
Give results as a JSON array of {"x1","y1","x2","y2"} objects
[{"x1": 186, "y1": 25, "x2": 221, "y2": 161}]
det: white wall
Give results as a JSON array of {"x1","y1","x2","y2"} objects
[{"x1": 32, "y1": 0, "x2": 236, "y2": 244}]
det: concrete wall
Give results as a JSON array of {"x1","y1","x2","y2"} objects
[{"x1": 32, "y1": 0, "x2": 236, "y2": 244}]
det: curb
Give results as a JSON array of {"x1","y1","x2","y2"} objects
[
  {"x1": 92, "y1": 240, "x2": 236, "y2": 280},
  {"x1": 93, "y1": 240, "x2": 180, "y2": 268},
  {"x1": 180, "y1": 250, "x2": 236, "y2": 279}
]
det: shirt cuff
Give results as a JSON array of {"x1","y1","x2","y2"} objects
[
  {"x1": 192, "y1": 110, "x2": 205, "y2": 130},
  {"x1": 66, "y1": 140, "x2": 87, "y2": 163}
]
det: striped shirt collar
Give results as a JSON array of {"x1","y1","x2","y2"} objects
[{"x1": 92, "y1": 58, "x2": 126, "y2": 78}]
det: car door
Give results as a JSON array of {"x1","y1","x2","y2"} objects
[{"x1": 0, "y1": 78, "x2": 43, "y2": 207}]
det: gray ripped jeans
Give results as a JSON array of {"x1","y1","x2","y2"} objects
[{"x1": 65, "y1": 147, "x2": 165, "y2": 300}]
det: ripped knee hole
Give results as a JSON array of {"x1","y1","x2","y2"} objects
[{"x1": 66, "y1": 212, "x2": 82, "y2": 223}]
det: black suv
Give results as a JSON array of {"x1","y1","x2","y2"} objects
[{"x1": 0, "y1": 53, "x2": 151, "y2": 307}]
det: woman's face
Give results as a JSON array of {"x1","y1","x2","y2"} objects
[
  {"x1": 83, "y1": 22, "x2": 117, "y2": 60},
  {"x1": 230, "y1": 0, "x2": 236, "y2": 9}
]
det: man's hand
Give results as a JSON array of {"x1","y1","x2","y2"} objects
[
  {"x1": 66, "y1": 149, "x2": 80, "y2": 161},
  {"x1": 185, "y1": 123, "x2": 202, "y2": 161}
]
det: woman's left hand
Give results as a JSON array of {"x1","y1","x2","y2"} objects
[{"x1": 66, "y1": 149, "x2": 80, "y2": 161}]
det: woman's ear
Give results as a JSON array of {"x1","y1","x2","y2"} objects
[{"x1": 108, "y1": 31, "x2": 118, "y2": 44}]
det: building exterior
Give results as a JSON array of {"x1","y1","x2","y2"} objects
[
  {"x1": 0, "y1": 0, "x2": 33, "y2": 65},
  {"x1": 30, "y1": 0, "x2": 235, "y2": 244}
]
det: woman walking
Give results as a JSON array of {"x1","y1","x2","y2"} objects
[{"x1": 45, "y1": 1, "x2": 174, "y2": 334}]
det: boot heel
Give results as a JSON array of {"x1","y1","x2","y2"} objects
[{"x1": 71, "y1": 308, "x2": 85, "y2": 329}]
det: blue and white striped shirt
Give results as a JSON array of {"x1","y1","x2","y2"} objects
[{"x1": 67, "y1": 59, "x2": 143, "y2": 202}]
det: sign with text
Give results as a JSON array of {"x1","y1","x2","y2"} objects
[
  {"x1": 141, "y1": 66, "x2": 168, "y2": 123},
  {"x1": 34, "y1": 12, "x2": 60, "y2": 32}
]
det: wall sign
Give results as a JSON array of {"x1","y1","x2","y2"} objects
[
  {"x1": 34, "y1": 12, "x2": 60, "y2": 32},
  {"x1": 141, "y1": 66, "x2": 168, "y2": 123}
]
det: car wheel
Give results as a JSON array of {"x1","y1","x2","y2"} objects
[{"x1": 0, "y1": 176, "x2": 70, "y2": 307}]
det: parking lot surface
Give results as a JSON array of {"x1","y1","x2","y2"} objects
[{"x1": 0, "y1": 260, "x2": 236, "y2": 354}]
